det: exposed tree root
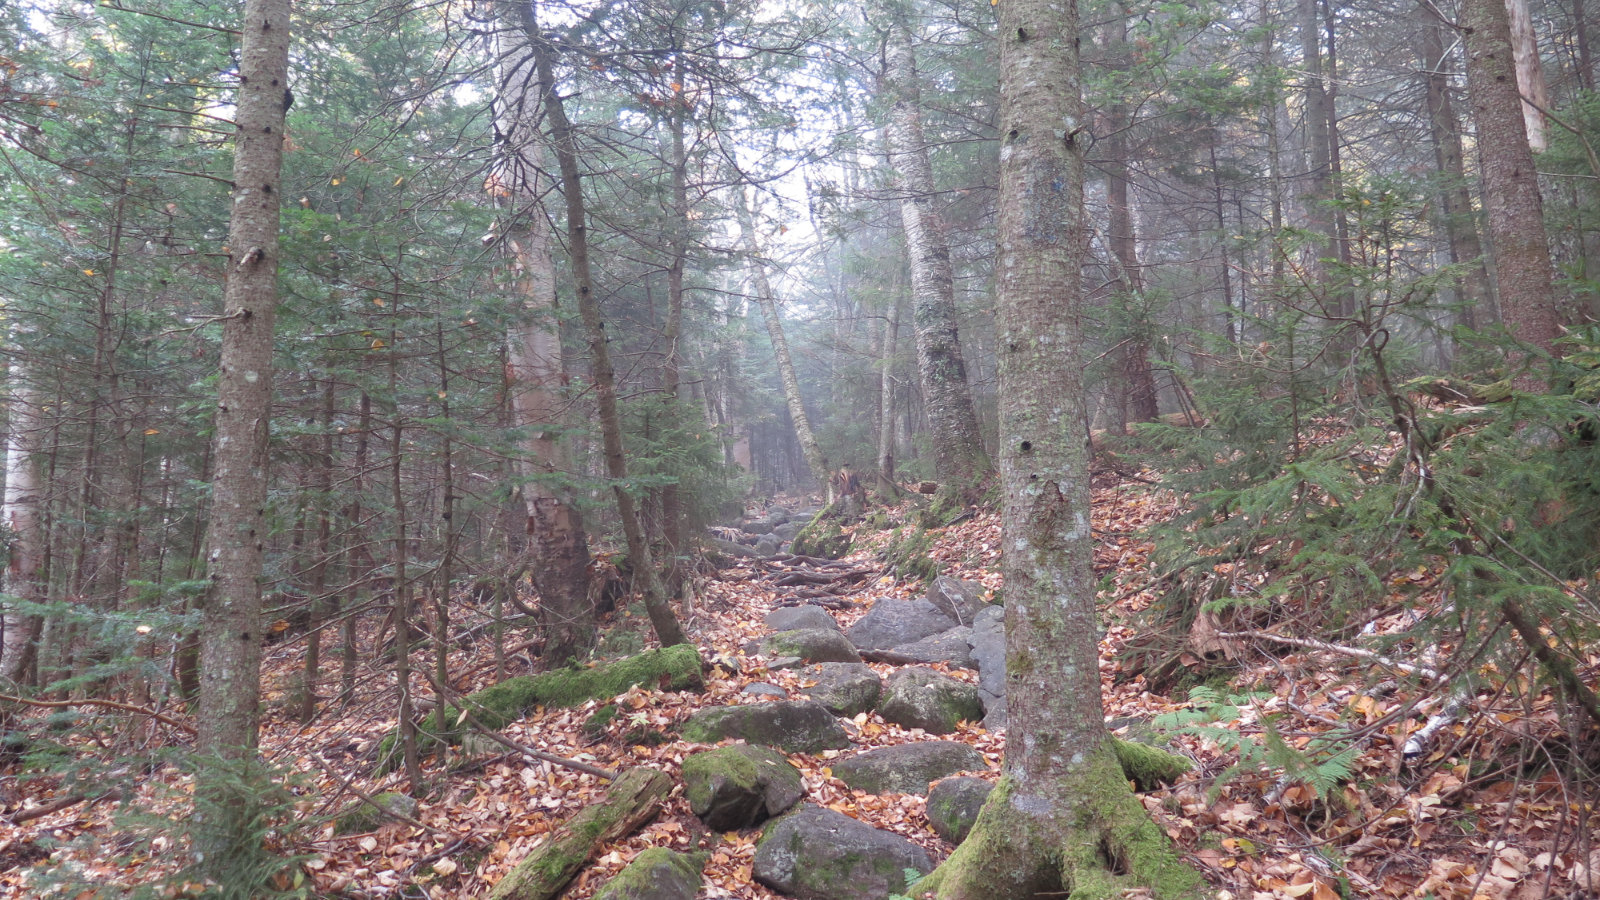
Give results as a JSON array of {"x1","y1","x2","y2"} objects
[{"x1": 913, "y1": 742, "x2": 1208, "y2": 900}]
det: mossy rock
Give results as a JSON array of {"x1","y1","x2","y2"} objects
[
  {"x1": 761, "y1": 628, "x2": 862, "y2": 664},
  {"x1": 752, "y1": 804, "x2": 933, "y2": 900},
  {"x1": 333, "y1": 791, "x2": 417, "y2": 836},
  {"x1": 593, "y1": 848, "x2": 708, "y2": 900},
  {"x1": 882, "y1": 526, "x2": 937, "y2": 582},
  {"x1": 683, "y1": 743, "x2": 804, "y2": 831},
  {"x1": 830, "y1": 741, "x2": 988, "y2": 796},
  {"x1": 925, "y1": 776, "x2": 992, "y2": 845},
  {"x1": 877, "y1": 667, "x2": 983, "y2": 735},
  {"x1": 791, "y1": 513, "x2": 852, "y2": 560},
  {"x1": 377, "y1": 645, "x2": 702, "y2": 774},
  {"x1": 680, "y1": 700, "x2": 852, "y2": 754}
]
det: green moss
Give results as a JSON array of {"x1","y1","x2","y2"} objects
[
  {"x1": 793, "y1": 514, "x2": 852, "y2": 559},
  {"x1": 594, "y1": 848, "x2": 707, "y2": 900},
  {"x1": 377, "y1": 646, "x2": 702, "y2": 775},
  {"x1": 583, "y1": 704, "x2": 619, "y2": 737},
  {"x1": 883, "y1": 526, "x2": 938, "y2": 582},
  {"x1": 1112, "y1": 739, "x2": 1192, "y2": 792},
  {"x1": 333, "y1": 792, "x2": 417, "y2": 836}
]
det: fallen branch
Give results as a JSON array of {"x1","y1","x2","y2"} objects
[
  {"x1": 1214, "y1": 631, "x2": 1444, "y2": 682},
  {"x1": 10, "y1": 790, "x2": 112, "y2": 824},
  {"x1": 0, "y1": 692, "x2": 195, "y2": 734}
]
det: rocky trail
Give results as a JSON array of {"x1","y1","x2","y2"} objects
[{"x1": 3, "y1": 474, "x2": 1595, "y2": 900}]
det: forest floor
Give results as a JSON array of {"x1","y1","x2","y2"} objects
[{"x1": 2, "y1": 468, "x2": 1597, "y2": 899}]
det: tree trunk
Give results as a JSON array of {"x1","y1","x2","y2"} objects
[
  {"x1": 1300, "y1": 0, "x2": 1351, "y2": 339},
  {"x1": 916, "y1": 0, "x2": 1204, "y2": 894},
  {"x1": 494, "y1": 24, "x2": 595, "y2": 666},
  {"x1": 1417, "y1": 5, "x2": 1494, "y2": 331},
  {"x1": 735, "y1": 191, "x2": 831, "y2": 491},
  {"x1": 1463, "y1": 0, "x2": 1563, "y2": 369},
  {"x1": 520, "y1": 2, "x2": 687, "y2": 649},
  {"x1": 1102, "y1": 5, "x2": 1160, "y2": 424},
  {"x1": 2, "y1": 349, "x2": 46, "y2": 685},
  {"x1": 886, "y1": 15, "x2": 992, "y2": 492},
  {"x1": 876, "y1": 298, "x2": 903, "y2": 499},
  {"x1": 193, "y1": 0, "x2": 290, "y2": 876},
  {"x1": 1504, "y1": 0, "x2": 1548, "y2": 151}
]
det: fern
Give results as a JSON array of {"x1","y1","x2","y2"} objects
[{"x1": 1152, "y1": 688, "x2": 1357, "y2": 801}]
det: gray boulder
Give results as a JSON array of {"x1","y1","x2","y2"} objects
[
  {"x1": 775, "y1": 521, "x2": 802, "y2": 541},
  {"x1": 742, "y1": 682, "x2": 788, "y2": 699},
  {"x1": 845, "y1": 598, "x2": 958, "y2": 651},
  {"x1": 968, "y1": 605, "x2": 1005, "y2": 711},
  {"x1": 761, "y1": 628, "x2": 862, "y2": 664},
  {"x1": 798, "y1": 663, "x2": 882, "y2": 717},
  {"x1": 753, "y1": 804, "x2": 933, "y2": 900},
  {"x1": 593, "y1": 848, "x2": 707, "y2": 900},
  {"x1": 889, "y1": 626, "x2": 976, "y2": 669},
  {"x1": 925, "y1": 776, "x2": 993, "y2": 845},
  {"x1": 878, "y1": 668, "x2": 984, "y2": 734},
  {"x1": 981, "y1": 695, "x2": 1007, "y2": 731},
  {"x1": 755, "y1": 537, "x2": 779, "y2": 557},
  {"x1": 925, "y1": 577, "x2": 989, "y2": 625},
  {"x1": 765, "y1": 605, "x2": 842, "y2": 634},
  {"x1": 683, "y1": 743, "x2": 805, "y2": 831},
  {"x1": 681, "y1": 700, "x2": 852, "y2": 754},
  {"x1": 830, "y1": 741, "x2": 988, "y2": 795}
]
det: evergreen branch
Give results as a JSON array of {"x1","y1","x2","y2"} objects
[{"x1": 0, "y1": 692, "x2": 195, "y2": 734}]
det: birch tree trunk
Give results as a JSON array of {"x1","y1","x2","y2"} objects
[
  {"x1": 1504, "y1": 0, "x2": 1548, "y2": 151},
  {"x1": 2, "y1": 350, "x2": 46, "y2": 685},
  {"x1": 194, "y1": 0, "x2": 290, "y2": 875},
  {"x1": 915, "y1": 0, "x2": 1204, "y2": 892},
  {"x1": 886, "y1": 15, "x2": 991, "y2": 494},
  {"x1": 495, "y1": 23, "x2": 595, "y2": 666},
  {"x1": 735, "y1": 192, "x2": 831, "y2": 492},
  {"x1": 519, "y1": 2, "x2": 687, "y2": 649},
  {"x1": 1463, "y1": 0, "x2": 1562, "y2": 369}
]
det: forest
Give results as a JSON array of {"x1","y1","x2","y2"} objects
[{"x1": 0, "y1": 0, "x2": 1597, "y2": 897}]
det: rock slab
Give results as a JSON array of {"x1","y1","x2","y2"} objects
[
  {"x1": 925, "y1": 776, "x2": 993, "y2": 845},
  {"x1": 889, "y1": 626, "x2": 976, "y2": 669},
  {"x1": 593, "y1": 848, "x2": 707, "y2": 900},
  {"x1": 761, "y1": 628, "x2": 862, "y2": 665},
  {"x1": 830, "y1": 741, "x2": 989, "y2": 796},
  {"x1": 798, "y1": 662, "x2": 882, "y2": 718},
  {"x1": 764, "y1": 605, "x2": 843, "y2": 634},
  {"x1": 925, "y1": 576, "x2": 989, "y2": 625},
  {"x1": 846, "y1": 597, "x2": 959, "y2": 651},
  {"x1": 681, "y1": 700, "x2": 852, "y2": 754},
  {"x1": 683, "y1": 743, "x2": 804, "y2": 831},
  {"x1": 877, "y1": 667, "x2": 984, "y2": 735},
  {"x1": 752, "y1": 804, "x2": 934, "y2": 900}
]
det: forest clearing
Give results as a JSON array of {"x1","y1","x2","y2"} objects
[{"x1": 2, "y1": 0, "x2": 1600, "y2": 897}]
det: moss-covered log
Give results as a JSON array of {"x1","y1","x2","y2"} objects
[
  {"x1": 487, "y1": 767, "x2": 672, "y2": 900},
  {"x1": 376, "y1": 645, "x2": 701, "y2": 773},
  {"x1": 912, "y1": 742, "x2": 1205, "y2": 900}
]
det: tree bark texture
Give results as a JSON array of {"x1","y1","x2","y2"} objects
[
  {"x1": 521, "y1": 3, "x2": 687, "y2": 649},
  {"x1": 495, "y1": 22, "x2": 595, "y2": 666},
  {"x1": 194, "y1": 0, "x2": 290, "y2": 874},
  {"x1": 1417, "y1": 6, "x2": 1493, "y2": 329},
  {"x1": 886, "y1": 17, "x2": 992, "y2": 492},
  {"x1": 916, "y1": 0, "x2": 1203, "y2": 896},
  {"x1": 1463, "y1": 0, "x2": 1563, "y2": 363},
  {"x1": 735, "y1": 192, "x2": 831, "y2": 490}
]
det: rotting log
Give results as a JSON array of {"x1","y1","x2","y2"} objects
[
  {"x1": 376, "y1": 645, "x2": 701, "y2": 773},
  {"x1": 487, "y1": 767, "x2": 672, "y2": 900}
]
